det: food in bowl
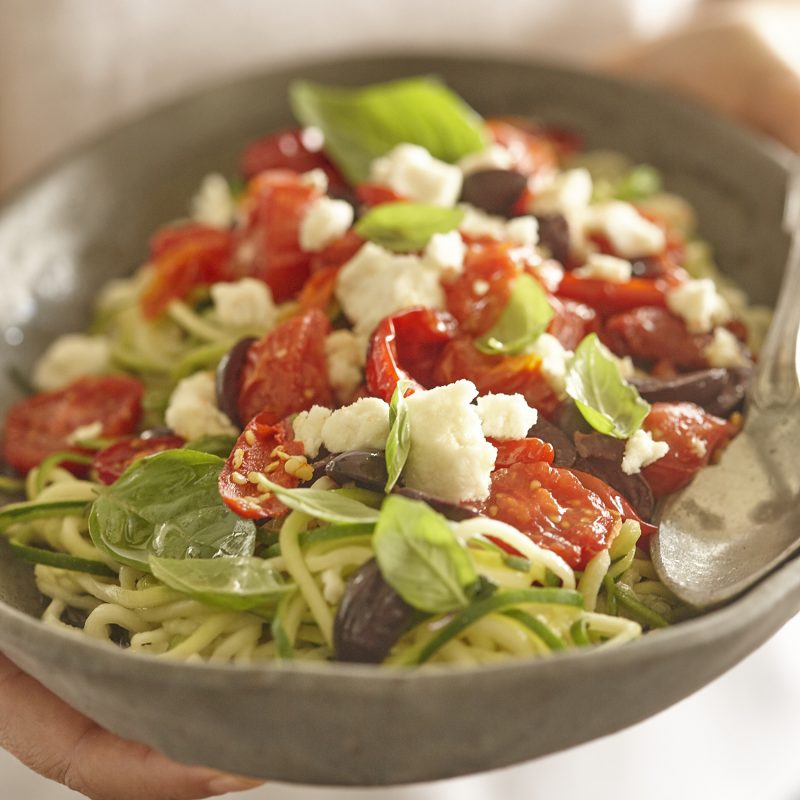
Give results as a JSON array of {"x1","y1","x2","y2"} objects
[{"x1": 0, "y1": 77, "x2": 767, "y2": 666}]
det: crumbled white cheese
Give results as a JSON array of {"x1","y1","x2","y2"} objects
[
  {"x1": 33, "y1": 334, "x2": 112, "y2": 391},
  {"x1": 191, "y1": 173, "x2": 236, "y2": 229},
  {"x1": 531, "y1": 259, "x2": 564, "y2": 292},
  {"x1": 321, "y1": 397, "x2": 391, "y2": 454},
  {"x1": 325, "y1": 329, "x2": 367, "y2": 404},
  {"x1": 704, "y1": 326, "x2": 747, "y2": 368},
  {"x1": 370, "y1": 143, "x2": 462, "y2": 207},
  {"x1": 298, "y1": 167, "x2": 329, "y2": 194},
  {"x1": 299, "y1": 196, "x2": 354, "y2": 252},
  {"x1": 666, "y1": 278, "x2": 732, "y2": 334},
  {"x1": 405, "y1": 380, "x2": 497, "y2": 503},
  {"x1": 335, "y1": 242, "x2": 445, "y2": 336},
  {"x1": 300, "y1": 127, "x2": 325, "y2": 152},
  {"x1": 505, "y1": 216, "x2": 539, "y2": 247},
  {"x1": 621, "y1": 429, "x2": 670, "y2": 475},
  {"x1": 292, "y1": 405, "x2": 334, "y2": 459},
  {"x1": 424, "y1": 231, "x2": 466, "y2": 274},
  {"x1": 475, "y1": 393, "x2": 538, "y2": 439},
  {"x1": 458, "y1": 144, "x2": 514, "y2": 176},
  {"x1": 531, "y1": 168, "x2": 593, "y2": 216},
  {"x1": 458, "y1": 205, "x2": 538, "y2": 247},
  {"x1": 527, "y1": 333, "x2": 573, "y2": 397},
  {"x1": 66, "y1": 421, "x2": 103, "y2": 445},
  {"x1": 210, "y1": 278, "x2": 276, "y2": 331},
  {"x1": 165, "y1": 372, "x2": 237, "y2": 440},
  {"x1": 573, "y1": 253, "x2": 633, "y2": 284},
  {"x1": 586, "y1": 201, "x2": 666, "y2": 258}
]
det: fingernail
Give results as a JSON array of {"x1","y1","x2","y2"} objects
[{"x1": 207, "y1": 774, "x2": 265, "y2": 795}]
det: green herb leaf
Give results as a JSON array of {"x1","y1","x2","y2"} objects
[
  {"x1": 290, "y1": 77, "x2": 487, "y2": 184},
  {"x1": 385, "y1": 380, "x2": 413, "y2": 493},
  {"x1": 88, "y1": 450, "x2": 256, "y2": 570},
  {"x1": 614, "y1": 165, "x2": 662, "y2": 202},
  {"x1": 356, "y1": 203, "x2": 464, "y2": 253},
  {"x1": 150, "y1": 556, "x2": 293, "y2": 612},
  {"x1": 183, "y1": 434, "x2": 238, "y2": 458},
  {"x1": 248, "y1": 475, "x2": 381, "y2": 524},
  {"x1": 565, "y1": 333, "x2": 650, "y2": 439},
  {"x1": 373, "y1": 494, "x2": 477, "y2": 614},
  {"x1": 475, "y1": 273, "x2": 554, "y2": 355}
]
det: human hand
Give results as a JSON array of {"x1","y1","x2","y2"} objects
[
  {"x1": 605, "y1": 2, "x2": 800, "y2": 151},
  {"x1": 0, "y1": 653, "x2": 263, "y2": 800}
]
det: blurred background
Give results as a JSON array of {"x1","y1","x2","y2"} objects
[{"x1": 1, "y1": 0, "x2": 800, "y2": 798}]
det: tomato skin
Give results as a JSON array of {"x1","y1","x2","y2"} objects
[
  {"x1": 485, "y1": 119, "x2": 558, "y2": 183},
  {"x1": 297, "y1": 265, "x2": 341, "y2": 314},
  {"x1": 556, "y1": 272, "x2": 671, "y2": 315},
  {"x1": 547, "y1": 296, "x2": 599, "y2": 351},
  {"x1": 433, "y1": 337, "x2": 561, "y2": 419},
  {"x1": 603, "y1": 306, "x2": 711, "y2": 370},
  {"x1": 240, "y1": 128, "x2": 343, "y2": 185},
  {"x1": 140, "y1": 225, "x2": 235, "y2": 318},
  {"x1": 238, "y1": 309, "x2": 334, "y2": 425},
  {"x1": 490, "y1": 437, "x2": 554, "y2": 469},
  {"x1": 309, "y1": 229, "x2": 364, "y2": 274},
  {"x1": 3, "y1": 376, "x2": 144, "y2": 474},
  {"x1": 219, "y1": 416, "x2": 305, "y2": 519},
  {"x1": 355, "y1": 183, "x2": 406, "y2": 207},
  {"x1": 365, "y1": 307, "x2": 458, "y2": 402},
  {"x1": 92, "y1": 435, "x2": 184, "y2": 485},
  {"x1": 642, "y1": 402, "x2": 735, "y2": 496},
  {"x1": 484, "y1": 461, "x2": 615, "y2": 570}
]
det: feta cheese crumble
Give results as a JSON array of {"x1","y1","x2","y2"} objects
[
  {"x1": 586, "y1": 201, "x2": 666, "y2": 259},
  {"x1": 320, "y1": 397, "x2": 391, "y2": 455},
  {"x1": 370, "y1": 143, "x2": 462, "y2": 207},
  {"x1": 191, "y1": 173, "x2": 236, "y2": 229},
  {"x1": 33, "y1": 334, "x2": 112, "y2": 391},
  {"x1": 165, "y1": 372, "x2": 237, "y2": 441},
  {"x1": 405, "y1": 380, "x2": 497, "y2": 503},
  {"x1": 210, "y1": 278, "x2": 276, "y2": 331},
  {"x1": 457, "y1": 144, "x2": 513, "y2": 176},
  {"x1": 335, "y1": 242, "x2": 445, "y2": 336},
  {"x1": 459, "y1": 205, "x2": 538, "y2": 246},
  {"x1": 299, "y1": 196, "x2": 354, "y2": 252},
  {"x1": 527, "y1": 333, "x2": 573, "y2": 397},
  {"x1": 292, "y1": 405, "x2": 333, "y2": 458},
  {"x1": 704, "y1": 326, "x2": 747, "y2": 368},
  {"x1": 666, "y1": 278, "x2": 732, "y2": 334},
  {"x1": 621, "y1": 429, "x2": 670, "y2": 475},
  {"x1": 424, "y1": 231, "x2": 466, "y2": 274},
  {"x1": 573, "y1": 253, "x2": 633, "y2": 284},
  {"x1": 531, "y1": 168, "x2": 593, "y2": 216},
  {"x1": 475, "y1": 393, "x2": 538, "y2": 439},
  {"x1": 298, "y1": 167, "x2": 329, "y2": 193},
  {"x1": 325, "y1": 329, "x2": 367, "y2": 404}
]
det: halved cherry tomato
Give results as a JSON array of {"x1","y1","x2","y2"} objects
[
  {"x1": 219, "y1": 416, "x2": 305, "y2": 519},
  {"x1": 485, "y1": 119, "x2": 558, "y2": 183},
  {"x1": 484, "y1": 461, "x2": 615, "y2": 569},
  {"x1": 556, "y1": 272, "x2": 671, "y2": 315},
  {"x1": 240, "y1": 128, "x2": 343, "y2": 186},
  {"x1": 297, "y1": 265, "x2": 341, "y2": 314},
  {"x1": 355, "y1": 183, "x2": 406, "y2": 207},
  {"x1": 571, "y1": 469, "x2": 658, "y2": 537},
  {"x1": 239, "y1": 170, "x2": 321, "y2": 302},
  {"x1": 140, "y1": 225, "x2": 235, "y2": 318},
  {"x1": 309, "y1": 229, "x2": 364, "y2": 274},
  {"x1": 238, "y1": 308, "x2": 334, "y2": 425},
  {"x1": 92, "y1": 435, "x2": 184, "y2": 485},
  {"x1": 642, "y1": 402, "x2": 736, "y2": 496},
  {"x1": 547, "y1": 296, "x2": 599, "y2": 351},
  {"x1": 3, "y1": 376, "x2": 144, "y2": 474},
  {"x1": 365, "y1": 307, "x2": 458, "y2": 402},
  {"x1": 433, "y1": 337, "x2": 561, "y2": 419},
  {"x1": 299, "y1": 232, "x2": 365, "y2": 312},
  {"x1": 490, "y1": 437, "x2": 554, "y2": 469},
  {"x1": 603, "y1": 306, "x2": 711, "y2": 370}
]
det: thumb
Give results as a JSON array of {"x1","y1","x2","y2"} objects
[{"x1": 0, "y1": 653, "x2": 263, "y2": 800}]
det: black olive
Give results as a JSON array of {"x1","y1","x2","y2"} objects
[
  {"x1": 528, "y1": 416, "x2": 577, "y2": 467},
  {"x1": 394, "y1": 487, "x2": 479, "y2": 521},
  {"x1": 460, "y1": 169, "x2": 528, "y2": 217},
  {"x1": 333, "y1": 558, "x2": 415, "y2": 663},
  {"x1": 632, "y1": 367, "x2": 751, "y2": 418},
  {"x1": 535, "y1": 213, "x2": 571, "y2": 266},
  {"x1": 139, "y1": 427, "x2": 176, "y2": 440},
  {"x1": 324, "y1": 450, "x2": 387, "y2": 492},
  {"x1": 573, "y1": 431, "x2": 626, "y2": 462},
  {"x1": 573, "y1": 456, "x2": 656, "y2": 520},
  {"x1": 215, "y1": 337, "x2": 257, "y2": 428}
]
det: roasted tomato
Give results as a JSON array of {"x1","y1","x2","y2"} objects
[
  {"x1": 485, "y1": 119, "x2": 558, "y2": 184},
  {"x1": 219, "y1": 416, "x2": 306, "y2": 519},
  {"x1": 3, "y1": 376, "x2": 144, "y2": 474},
  {"x1": 484, "y1": 461, "x2": 616, "y2": 570},
  {"x1": 433, "y1": 337, "x2": 560, "y2": 419},
  {"x1": 366, "y1": 307, "x2": 458, "y2": 402},
  {"x1": 309, "y1": 229, "x2": 364, "y2": 274},
  {"x1": 642, "y1": 402, "x2": 736, "y2": 496},
  {"x1": 355, "y1": 183, "x2": 406, "y2": 208},
  {"x1": 490, "y1": 437, "x2": 554, "y2": 469},
  {"x1": 92, "y1": 434, "x2": 184, "y2": 485},
  {"x1": 238, "y1": 309, "x2": 334, "y2": 424},
  {"x1": 240, "y1": 127, "x2": 343, "y2": 185},
  {"x1": 239, "y1": 169, "x2": 321, "y2": 302},
  {"x1": 297, "y1": 265, "x2": 341, "y2": 314},
  {"x1": 556, "y1": 272, "x2": 673, "y2": 316},
  {"x1": 603, "y1": 306, "x2": 711, "y2": 370},
  {"x1": 547, "y1": 296, "x2": 599, "y2": 351},
  {"x1": 140, "y1": 224, "x2": 235, "y2": 318}
]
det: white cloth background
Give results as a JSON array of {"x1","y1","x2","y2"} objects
[{"x1": 1, "y1": 1, "x2": 799, "y2": 798}]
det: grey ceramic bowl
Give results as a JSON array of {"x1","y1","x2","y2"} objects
[{"x1": 0, "y1": 56, "x2": 798, "y2": 787}]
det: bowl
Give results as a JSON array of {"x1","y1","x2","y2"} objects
[{"x1": 0, "y1": 55, "x2": 798, "y2": 787}]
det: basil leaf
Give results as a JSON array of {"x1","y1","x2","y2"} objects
[
  {"x1": 565, "y1": 333, "x2": 650, "y2": 439},
  {"x1": 475, "y1": 273, "x2": 554, "y2": 355},
  {"x1": 355, "y1": 203, "x2": 464, "y2": 253},
  {"x1": 385, "y1": 380, "x2": 413, "y2": 493},
  {"x1": 183, "y1": 434, "x2": 238, "y2": 458},
  {"x1": 373, "y1": 495, "x2": 477, "y2": 614},
  {"x1": 290, "y1": 77, "x2": 487, "y2": 184},
  {"x1": 88, "y1": 450, "x2": 256, "y2": 570},
  {"x1": 614, "y1": 165, "x2": 662, "y2": 202},
  {"x1": 247, "y1": 474, "x2": 381, "y2": 524},
  {"x1": 150, "y1": 556, "x2": 293, "y2": 612}
]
